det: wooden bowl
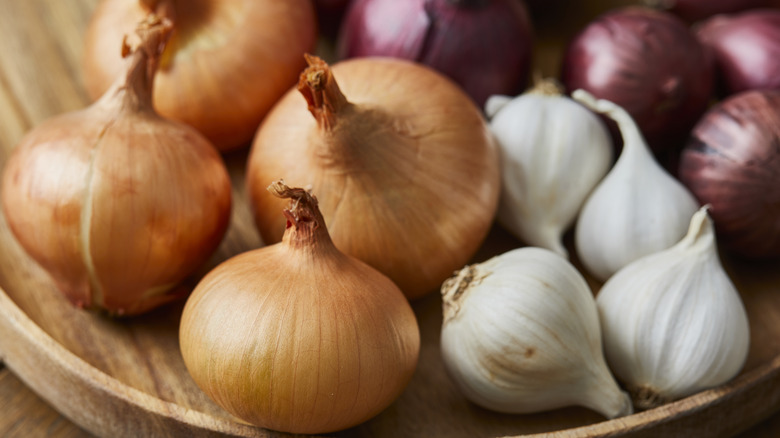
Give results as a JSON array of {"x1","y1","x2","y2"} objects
[{"x1": 1, "y1": 0, "x2": 779, "y2": 437}]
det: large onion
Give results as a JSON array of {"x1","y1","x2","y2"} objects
[
  {"x1": 561, "y1": 7, "x2": 713, "y2": 153},
  {"x1": 678, "y1": 89, "x2": 780, "y2": 258},
  {"x1": 337, "y1": 0, "x2": 533, "y2": 108},
  {"x1": 246, "y1": 55, "x2": 500, "y2": 300},
  {"x1": 180, "y1": 182, "x2": 420, "y2": 434},
  {"x1": 2, "y1": 16, "x2": 232, "y2": 316},
  {"x1": 82, "y1": 0, "x2": 317, "y2": 151},
  {"x1": 697, "y1": 9, "x2": 780, "y2": 96}
]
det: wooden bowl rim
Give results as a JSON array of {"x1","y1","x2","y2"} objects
[{"x1": 2, "y1": 285, "x2": 779, "y2": 437}]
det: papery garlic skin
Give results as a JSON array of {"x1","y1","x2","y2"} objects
[
  {"x1": 486, "y1": 82, "x2": 613, "y2": 257},
  {"x1": 597, "y1": 206, "x2": 750, "y2": 409},
  {"x1": 573, "y1": 90, "x2": 699, "y2": 282},
  {"x1": 440, "y1": 247, "x2": 632, "y2": 418}
]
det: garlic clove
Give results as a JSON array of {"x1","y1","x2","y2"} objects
[
  {"x1": 484, "y1": 95, "x2": 513, "y2": 118},
  {"x1": 487, "y1": 81, "x2": 612, "y2": 258},
  {"x1": 596, "y1": 206, "x2": 750, "y2": 409},
  {"x1": 572, "y1": 89, "x2": 699, "y2": 282},
  {"x1": 441, "y1": 247, "x2": 633, "y2": 418}
]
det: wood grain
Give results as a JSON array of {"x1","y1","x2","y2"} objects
[
  {"x1": 1, "y1": 0, "x2": 780, "y2": 437},
  {"x1": 0, "y1": 367, "x2": 91, "y2": 438}
]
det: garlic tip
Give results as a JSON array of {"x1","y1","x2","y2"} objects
[{"x1": 484, "y1": 95, "x2": 512, "y2": 119}]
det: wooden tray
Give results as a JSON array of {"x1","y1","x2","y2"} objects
[{"x1": 2, "y1": 0, "x2": 780, "y2": 437}]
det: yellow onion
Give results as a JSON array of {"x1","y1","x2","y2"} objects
[
  {"x1": 246, "y1": 55, "x2": 500, "y2": 300},
  {"x1": 82, "y1": 0, "x2": 317, "y2": 151},
  {"x1": 1, "y1": 16, "x2": 232, "y2": 316},
  {"x1": 180, "y1": 181, "x2": 420, "y2": 434}
]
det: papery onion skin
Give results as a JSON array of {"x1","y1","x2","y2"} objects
[
  {"x1": 247, "y1": 56, "x2": 500, "y2": 300},
  {"x1": 678, "y1": 90, "x2": 780, "y2": 258},
  {"x1": 82, "y1": 0, "x2": 317, "y2": 151},
  {"x1": 697, "y1": 9, "x2": 780, "y2": 96},
  {"x1": 561, "y1": 7, "x2": 713, "y2": 153},
  {"x1": 337, "y1": 0, "x2": 533, "y2": 108},
  {"x1": 180, "y1": 182, "x2": 420, "y2": 434},
  {"x1": 655, "y1": 0, "x2": 769, "y2": 23},
  {"x1": 1, "y1": 17, "x2": 232, "y2": 316}
]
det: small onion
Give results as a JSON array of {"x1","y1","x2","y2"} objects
[
  {"x1": 1, "y1": 16, "x2": 232, "y2": 316},
  {"x1": 246, "y1": 55, "x2": 500, "y2": 300},
  {"x1": 648, "y1": 0, "x2": 769, "y2": 23},
  {"x1": 697, "y1": 9, "x2": 780, "y2": 96},
  {"x1": 337, "y1": 0, "x2": 534, "y2": 108},
  {"x1": 561, "y1": 7, "x2": 714, "y2": 153},
  {"x1": 180, "y1": 181, "x2": 420, "y2": 434},
  {"x1": 82, "y1": 0, "x2": 317, "y2": 151},
  {"x1": 679, "y1": 89, "x2": 780, "y2": 258}
]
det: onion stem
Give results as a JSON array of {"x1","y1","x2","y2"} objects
[
  {"x1": 298, "y1": 54, "x2": 350, "y2": 131},
  {"x1": 98, "y1": 14, "x2": 172, "y2": 112},
  {"x1": 269, "y1": 180, "x2": 332, "y2": 249}
]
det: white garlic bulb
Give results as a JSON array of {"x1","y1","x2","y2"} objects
[
  {"x1": 440, "y1": 247, "x2": 633, "y2": 418},
  {"x1": 597, "y1": 206, "x2": 750, "y2": 409},
  {"x1": 486, "y1": 80, "x2": 613, "y2": 257},
  {"x1": 572, "y1": 89, "x2": 699, "y2": 282}
]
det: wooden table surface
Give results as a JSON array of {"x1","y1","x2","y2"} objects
[{"x1": 3, "y1": 0, "x2": 780, "y2": 437}]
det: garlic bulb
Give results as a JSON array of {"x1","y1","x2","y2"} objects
[
  {"x1": 597, "y1": 206, "x2": 750, "y2": 409},
  {"x1": 440, "y1": 247, "x2": 632, "y2": 419},
  {"x1": 572, "y1": 89, "x2": 699, "y2": 282},
  {"x1": 486, "y1": 79, "x2": 613, "y2": 257}
]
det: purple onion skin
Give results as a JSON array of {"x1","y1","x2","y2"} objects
[
  {"x1": 697, "y1": 9, "x2": 780, "y2": 97},
  {"x1": 561, "y1": 7, "x2": 714, "y2": 154},
  {"x1": 337, "y1": 0, "x2": 533, "y2": 108},
  {"x1": 679, "y1": 90, "x2": 780, "y2": 258},
  {"x1": 665, "y1": 0, "x2": 769, "y2": 23}
]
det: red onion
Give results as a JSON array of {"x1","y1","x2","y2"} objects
[
  {"x1": 697, "y1": 9, "x2": 780, "y2": 96},
  {"x1": 649, "y1": 0, "x2": 769, "y2": 23},
  {"x1": 337, "y1": 0, "x2": 533, "y2": 108},
  {"x1": 561, "y1": 7, "x2": 713, "y2": 154},
  {"x1": 678, "y1": 89, "x2": 780, "y2": 258}
]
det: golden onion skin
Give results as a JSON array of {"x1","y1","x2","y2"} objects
[
  {"x1": 247, "y1": 57, "x2": 500, "y2": 300},
  {"x1": 83, "y1": 0, "x2": 317, "y2": 151},
  {"x1": 180, "y1": 185, "x2": 420, "y2": 434},
  {"x1": 2, "y1": 18, "x2": 232, "y2": 315}
]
